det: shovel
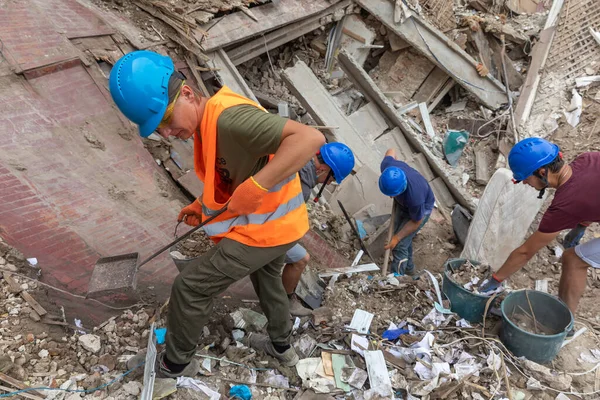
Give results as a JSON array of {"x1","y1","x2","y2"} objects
[{"x1": 87, "y1": 205, "x2": 228, "y2": 299}]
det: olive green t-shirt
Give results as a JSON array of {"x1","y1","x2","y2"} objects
[{"x1": 215, "y1": 104, "x2": 287, "y2": 197}]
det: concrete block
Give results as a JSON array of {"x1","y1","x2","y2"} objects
[
  {"x1": 341, "y1": 14, "x2": 377, "y2": 67},
  {"x1": 330, "y1": 166, "x2": 391, "y2": 218},
  {"x1": 430, "y1": 177, "x2": 455, "y2": 209},
  {"x1": 348, "y1": 102, "x2": 390, "y2": 143},
  {"x1": 374, "y1": 127, "x2": 413, "y2": 161},
  {"x1": 461, "y1": 168, "x2": 544, "y2": 271},
  {"x1": 409, "y1": 153, "x2": 435, "y2": 182}
]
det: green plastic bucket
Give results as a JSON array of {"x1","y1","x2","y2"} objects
[
  {"x1": 441, "y1": 258, "x2": 492, "y2": 323},
  {"x1": 500, "y1": 290, "x2": 573, "y2": 363}
]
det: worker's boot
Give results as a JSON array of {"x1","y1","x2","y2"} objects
[
  {"x1": 243, "y1": 333, "x2": 299, "y2": 366},
  {"x1": 288, "y1": 294, "x2": 313, "y2": 317},
  {"x1": 127, "y1": 351, "x2": 200, "y2": 378}
]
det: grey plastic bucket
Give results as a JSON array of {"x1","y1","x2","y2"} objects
[{"x1": 500, "y1": 290, "x2": 573, "y2": 363}]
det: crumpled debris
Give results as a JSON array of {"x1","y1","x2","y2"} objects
[
  {"x1": 177, "y1": 377, "x2": 220, "y2": 399},
  {"x1": 564, "y1": 89, "x2": 582, "y2": 127}
]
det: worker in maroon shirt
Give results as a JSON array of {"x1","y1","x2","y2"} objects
[{"x1": 480, "y1": 138, "x2": 600, "y2": 320}]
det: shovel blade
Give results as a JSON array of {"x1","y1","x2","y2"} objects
[{"x1": 87, "y1": 253, "x2": 139, "y2": 299}]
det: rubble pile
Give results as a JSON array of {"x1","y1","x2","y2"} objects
[
  {"x1": 173, "y1": 229, "x2": 214, "y2": 259},
  {"x1": 307, "y1": 202, "x2": 356, "y2": 261},
  {"x1": 448, "y1": 260, "x2": 493, "y2": 294}
]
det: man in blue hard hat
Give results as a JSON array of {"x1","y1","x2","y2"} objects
[
  {"x1": 480, "y1": 137, "x2": 600, "y2": 318},
  {"x1": 379, "y1": 148, "x2": 435, "y2": 275},
  {"x1": 282, "y1": 142, "x2": 355, "y2": 316},
  {"x1": 108, "y1": 50, "x2": 326, "y2": 377}
]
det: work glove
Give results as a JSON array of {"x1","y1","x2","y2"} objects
[
  {"x1": 384, "y1": 234, "x2": 400, "y2": 251},
  {"x1": 178, "y1": 198, "x2": 203, "y2": 227},
  {"x1": 479, "y1": 274, "x2": 503, "y2": 293},
  {"x1": 228, "y1": 176, "x2": 268, "y2": 216},
  {"x1": 563, "y1": 223, "x2": 587, "y2": 249}
]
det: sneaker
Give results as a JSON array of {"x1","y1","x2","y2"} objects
[
  {"x1": 289, "y1": 295, "x2": 313, "y2": 317},
  {"x1": 243, "y1": 333, "x2": 299, "y2": 367},
  {"x1": 127, "y1": 351, "x2": 200, "y2": 379}
]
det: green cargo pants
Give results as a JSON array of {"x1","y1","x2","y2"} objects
[{"x1": 166, "y1": 237, "x2": 297, "y2": 364}]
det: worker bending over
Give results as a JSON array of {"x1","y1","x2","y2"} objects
[
  {"x1": 109, "y1": 51, "x2": 325, "y2": 376},
  {"x1": 480, "y1": 138, "x2": 600, "y2": 324},
  {"x1": 283, "y1": 142, "x2": 355, "y2": 316},
  {"x1": 379, "y1": 148, "x2": 435, "y2": 275}
]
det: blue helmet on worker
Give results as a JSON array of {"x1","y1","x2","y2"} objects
[
  {"x1": 508, "y1": 138, "x2": 560, "y2": 182},
  {"x1": 379, "y1": 167, "x2": 407, "y2": 197},
  {"x1": 109, "y1": 50, "x2": 176, "y2": 138},
  {"x1": 320, "y1": 143, "x2": 355, "y2": 183}
]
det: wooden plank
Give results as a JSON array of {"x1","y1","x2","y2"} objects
[
  {"x1": 413, "y1": 67, "x2": 450, "y2": 104},
  {"x1": 364, "y1": 351, "x2": 393, "y2": 397},
  {"x1": 0, "y1": 372, "x2": 45, "y2": 398},
  {"x1": 227, "y1": 1, "x2": 352, "y2": 65},
  {"x1": 475, "y1": 150, "x2": 491, "y2": 185},
  {"x1": 201, "y1": 0, "x2": 344, "y2": 52},
  {"x1": 207, "y1": 49, "x2": 259, "y2": 103},
  {"x1": 514, "y1": 27, "x2": 556, "y2": 127},
  {"x1": 2, "y1": 272, "x2": 21, "y2": 293},
  {"x1": 337, "y1": 50, "x2": 475, "y2": 213},
  {"x1": 0, "y1": 384, "x2": 43, "y2": 400},
  {"x1": 20, "y1": 291, "x2": 47, "y2": 316},
  {"x1": 322, "y1": 352, "x2": 334, "y2": 376},
  {"x1": 418, "y1": 103, "x2": 436, "y2": 138},
  {"x1": 356, "y1": 0, "x2": 507, "y2": 109},
  {"x1": 318, "y1": 263, "x2": 380, "y2": 278}
]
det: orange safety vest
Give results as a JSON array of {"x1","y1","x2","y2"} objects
[{"x1": 193, "y1": 86, "x2": 309, "y2": 247}]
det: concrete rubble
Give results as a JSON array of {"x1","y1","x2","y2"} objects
[{"x1": 2, "y1": 0, "x2": 600, "y2": 399}]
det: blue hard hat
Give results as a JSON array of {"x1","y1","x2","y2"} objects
[
  {"x1": 109, "y1": 51, "x2": 175, "y2": 137},
  {"x1": 508, "y1": 137, "x2": 560, "y2": 182},
  {"x1": 379, "y1": 167, "x2": 407, "y2": 197},
  {"x1": 320, "y1": 142, "x2": 355, "y2": 183}
]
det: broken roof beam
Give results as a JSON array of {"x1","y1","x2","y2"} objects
[
  {"x1": 514, "y1": 0, "x2": 564, "y2": 129},
  {"x1": 338, "y1": 50, "x2": 475, "y2": 213},
  {"x1": 356, "y1": 0, "x2": 507, "y2": 110},
  {"x1": 281, "y1": 61, "x2": 382, "y2": 172},
  {"x1": 227, "y1": 0, "x2": 352, "y2": 65},
  {"x1": 201, "y1": 0, "x2": 347, "y2": 52},
  {"x1": 206, "y1": 49, "x2": 260, "y2": 104}
]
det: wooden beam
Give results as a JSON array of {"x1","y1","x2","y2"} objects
[{"x1": 201, "y1": 0, "x2": 344, "y2": 52}]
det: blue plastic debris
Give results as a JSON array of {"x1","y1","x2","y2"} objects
[
  {"x1": 356, "y1": 219, "x2": 367, "y2": 239},
  {"x1": 154, "y1": 328, "x2": 167, "y2": 345},
  {"x1": 382, "y1": 328, "x2": 410, "y2": 340},
  {"x1": 230, "y1": 385, "x2": 252, "y2": 400}
]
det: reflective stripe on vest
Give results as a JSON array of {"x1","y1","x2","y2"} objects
[
  {"x1": 201, "y1": 173, "x2": 296, "y2": 217},
  {"x1": 203, "y1": 190, "x2": 305, "y2": 237}
]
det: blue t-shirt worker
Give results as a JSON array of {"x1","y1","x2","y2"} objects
[{"x1": 379, "y1": 148, "x2": 436, "y2": 275}]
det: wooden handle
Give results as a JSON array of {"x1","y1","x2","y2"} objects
[{"x1": 382, "y1": 202, "x2": 396, "y2": 275}]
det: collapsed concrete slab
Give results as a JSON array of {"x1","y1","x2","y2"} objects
[
  {"x1": 282, "y1": 61, "x2": 381, "y2": 172},
  {"x1": 356, "y1": 0, "x2": 508, "y2": 110},
  {"x1": 337, "y1": 50, "x2": 476, "y2": 213},
  {"x1": 461, "y1": 168, "x2": 543, "y2": 271},
  {"x1": 207, "y1": 49, "x2": 260, "y2": 103}
]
